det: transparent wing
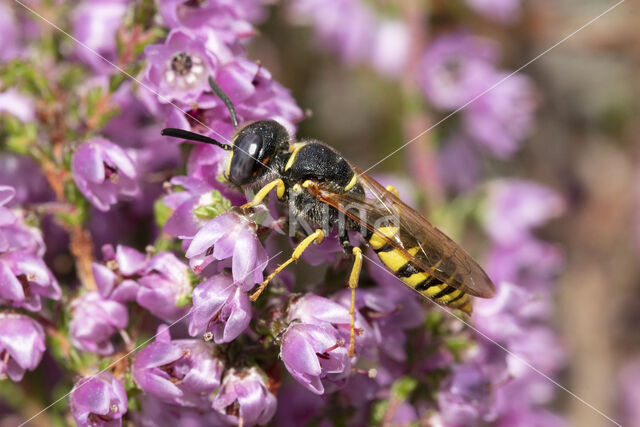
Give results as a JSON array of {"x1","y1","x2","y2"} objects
[{"x1": 305, "y1": 167, "x2": 496, "y2": 298}]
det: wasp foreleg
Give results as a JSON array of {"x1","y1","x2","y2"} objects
[
  {"x1": 241, "y1": 178, "x2": 286, "y2": 210},
  {"x1": 250, "y1": 229, "x2": 325, "y2": 301}
]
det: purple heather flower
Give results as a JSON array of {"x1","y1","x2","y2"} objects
[
  {"x1": 280, "y1": 322, "x2": 351, "y2": 395},
  {"x1": 273, "y1": 381, "x2": 325, "y2": 426},
  {"x1": 335, "y1": 285, "x2": 424, "y2": 363},
  {"x1": 185, "y1": 211, "x2": 268, "y2": 286},
  {"x1": 370, "y1": 20, "x2": 409, "y2": 77},
  {"x1": 484, "y1": 180, "x2": 564, "y2": 245},
  {"x1": 474, "y1": 281, "x2": 545, "y2": 343},
  {"x1": 507, "y1": 327, "x2": 565, "y2": 376},
  {"x1": 288, "y1": 294, "x2": 352, "y2": 329},
  {"x1": 0, "y1": 313, "x2": 45, "y2": 381},
  {"x1": 212, "y1": 367, "x2": 277, "y2": 426},
  {"x1": 0, "y1": 251, "x2": 61, "y2": 311},
  {"x1": 136, "y1": 251, "x2": 192, "y2": 322},
  {"x1": 132, "y1": 325, "x2": 224, "y2": 408},
  {"x1": 158, "y1": 0, "x2": 259, "y2": 44},
  {"x1": 188, "y1": 274, "x2": 251, "y2": 343},
  {"x1": 92, "y1": 244, "x2": 145, "y2": 302},
  {"x1": 465, "y1": 0, "x2": 521, "y2": 23},
  {"x1": 463, "y1": 73, "x2": 537, "y2": 158},
  {"x1": 486, "y1": 239, "x2": 563, "y2": 291},
  {"x1": 288, "y1": 0, "x2": 375, "y2": 65},
  {"x1": 71, "y1": 0, "x2": 127, "y2": 73},
  {"x1": 437, "y1": 136, "x2": 482, "y2": 192},
  {"x1": 438, "y1": 364, "x2": 497, "y2": 425},
  {"x1": 288, "y1": 294, "x2": 368, "y2": 353},
  {"x1": 69, "y1": 291, "x2": 128, "y2": 355},
  {"x1": 144, "y1": 29, "x2": 220, "y2": 106},
  {"x1": 134, "y1": 395, "x2": 225, "y2": 426},
  {"x1": 183, "y1": 58, "x2": 304, "y2": 137},
  {"x1": 0, "y1": 89, "x2": 35, "y2": 122},
  {"x1": 162, "y1": 175, "x2": 240, "y2": 243},
  {"x1": 71, "y1": 138, "x2": 140, "y2": 212},
  {"x1": 0, "y1": 186, "x2": 45, "y2": 255},
  {"x1": 418, "y1": 34, "x2": 498, "y2": 110},
  {"x1": 0, "y1": 216, "x2": 45, "y2": 256},
  {"x1": 69, "y1": 372, "x2": 128, "y2": 427}
]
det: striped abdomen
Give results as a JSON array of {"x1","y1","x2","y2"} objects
[{"x1": 368, "y1": 227, "x2": 472, "y2": 314}]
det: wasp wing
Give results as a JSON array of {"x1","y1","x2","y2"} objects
[{"x1": 305, "y1": 168, "x2": 496, "y2": 298}]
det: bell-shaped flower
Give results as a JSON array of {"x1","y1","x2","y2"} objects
[
  {"x1": 71, "y1": 138, "x2": 140, "y2": 212},
  {"x1": 69, "y1": 292, "x2": 128, "y2": 355},
  {"x1": 132, "y1": 325, "x2": 224, "y2": 408},
  {"x1": 280, "y1": 323, "x2": 350, "y2": 395},
  {"x1": 0, "y1": 313, "x2": 46, "y2": 381},
  {"x1": 0, "y1": 251, "x2": 61, "y2": 311},
  {"x1": 188, "y1": 274, "x2": 251, "y2": 343},
  {"x1": 212, "y1": 368, "x2": 277, "y2": 426},
  {"x1": 69, "y1": 372, "x2": 128, "y2": 427},
  {"x1": 136, "y1": 251, "x2": 192, "y2": 322},
  {"x1": 92, "y1": 244, "x2": 146, "y2": 302},
  {"x1": 185, "y1": 211, "x2": 267, "y2": 288}
]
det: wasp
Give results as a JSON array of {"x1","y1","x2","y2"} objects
[{"x1": 162, "y1": 77, "x2": 496, "y2": 356}]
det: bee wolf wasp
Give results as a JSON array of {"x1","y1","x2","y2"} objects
[{"x1": 162, "y1": 78, "x2": 496, "y2": 356}]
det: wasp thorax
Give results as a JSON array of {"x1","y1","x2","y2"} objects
[{"x1": 165, "y1": 52, "x2": 206, "y2": 89}]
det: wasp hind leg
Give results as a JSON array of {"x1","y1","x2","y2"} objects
[
  {"x1": 250, "y1": 229, "x2": 325, "y2": 301},
  {"x1": 241, "y1": 178, "x2": 286, "y2": 210},
  {"x1": 347, "y1": 246, "x2": 363, "y2": 357}
]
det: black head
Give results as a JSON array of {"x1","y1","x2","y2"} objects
[{"x1": 227, "y1": 120, "x2": 290, "y2": 186}]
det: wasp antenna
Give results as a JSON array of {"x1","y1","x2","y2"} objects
[
  {"x1": 161, "y1": 128, "x2": 232, "y2": 150},
  {"x1": 208, "y1": 76, "x2": 239, "y2": 129}
]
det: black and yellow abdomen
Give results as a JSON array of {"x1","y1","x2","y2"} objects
[{"x1": 368, "y1": 226, "x2": 472, "y2": 314}]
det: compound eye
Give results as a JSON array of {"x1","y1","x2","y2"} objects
[{"x1": 229, "y1": 133, "x2": 263, "y2": 185}]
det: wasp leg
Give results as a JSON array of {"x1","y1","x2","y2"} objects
[
  {"x1": 241, "y1": 179, "x2": 286, "y2": 210},
  {"x1": 347, "y1": 246, "x2": 363, "y2": 357},
  {"x1": 385, "y1": 184, "x2": 399, "y2": 197},
  {"x1": 250, "y1": 229, "x2": 325, "y2": 301}
]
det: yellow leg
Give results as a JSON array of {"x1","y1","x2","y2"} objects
[
  {"x1": 347, "y1": 247, "x2": 363, "y2": 357},
  {"x1": 241, "y1": 179, "x2": 286, "y2": 210},
  {"x1": 385, "y1": 184, "x2": 399, "y2": 197},
  {"x1": 250, "y1": 229, "x2": 324, "y2": 301}
]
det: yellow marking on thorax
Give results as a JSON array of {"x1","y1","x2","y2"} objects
[
  {"x1": 368, "y1": 226, "x2": 399, "y2": 250},
  {"x1": 420, "y1": 283, "x2": 448, "y2": 298},
  {"x1": 284, "y1": 142, "x2": 308, "y2": 171},
  {"x1": 344, "y1": 173, "x2": 358, "y2": 191},
  {"x1": 401, "y1": 272, "x2": 431, "y2": 288},
  {"x1": 378, "y1": 246, "x2": 419, "y2": 273}
]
